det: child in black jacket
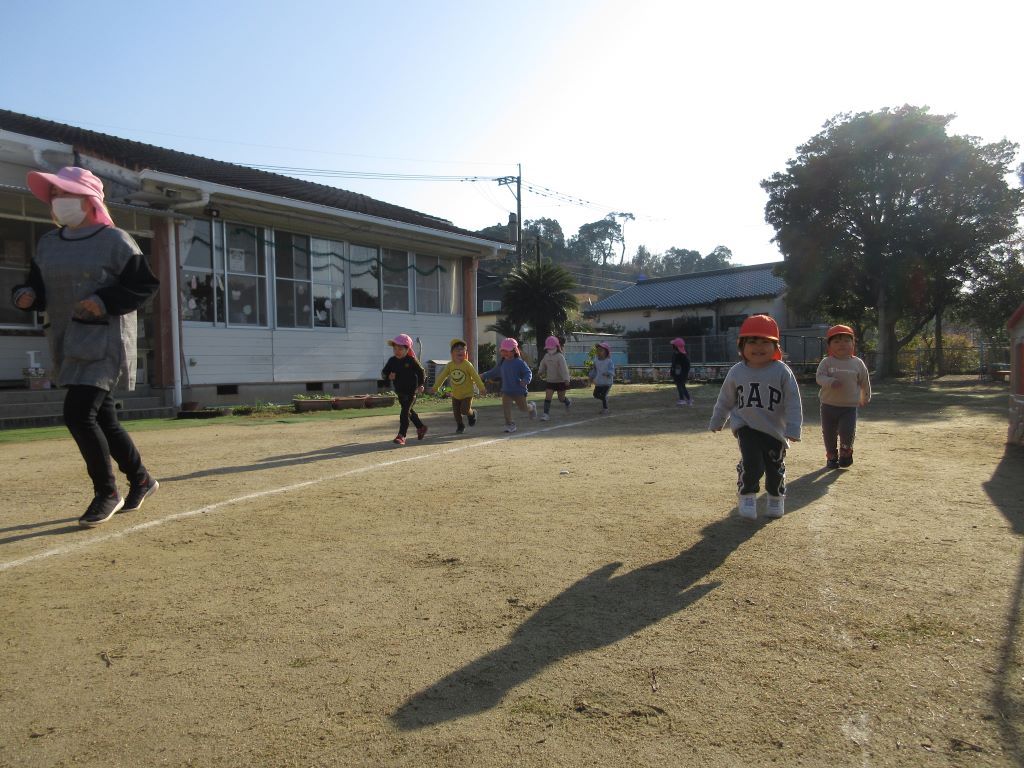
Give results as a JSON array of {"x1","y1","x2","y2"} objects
[
  {"x1": 671, "y1": 337, "x2": 692, "y2": 406},
  {"x1": 382, "y1": 333, "x2": 426, "y2": 445}
]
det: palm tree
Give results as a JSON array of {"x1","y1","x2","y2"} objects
[{"x1": 501, "y1": 262, "x2": 579, "y2": 363}]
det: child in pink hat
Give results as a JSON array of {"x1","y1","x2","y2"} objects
[
  {"x1": 670, "y1": 337, "x2": 692, "y2": 405},
  {"x1": 536, "y1": 335, "x2": 572, "y2": 421},
  {"x1": 481, "y1": 337, "x2": 536, "y2": 432},
  {"x1": 12, "y1": 166, "x2": 160, "y2": 527},
  {"x1": 588, "y1": 341, "x2": 615, "y2": 414},
  {"x1": 381, "y1": 334, "x2": 427, "y2": 445}
]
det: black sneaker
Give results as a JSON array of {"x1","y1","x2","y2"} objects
[
  {"x1": 456, "y1": 424, "x2": 465, "y2": 434},
  {"x1": 79, "y1": 493, "x2": 124, "y2": 527},
  {"x1": 467, "y1": 411, "x2": 477, "y2": 427},
  {"x1": 124, "y1": 476, "x2": 159, "y2": 511},
  {"x1": 838, "y1": 455, "x2": 853, "y2": 468},
  {"x1": 825, "y1": 458, "x2": 840, "y2": 470}
]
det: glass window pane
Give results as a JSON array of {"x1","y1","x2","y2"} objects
[
  {"x1": 0, "y1": 218, "x2": 36, "y2": 326},
  {"x1": 181, "y1": 270, "x2": 218, "y2": 322},
  {"x1": 182, "y1": 219, "x2": 213, "y2": 269},
  {"x1": 350, "y1": 244, "x2": 380, "y2": 309},
  {"x1": 227, "y1": 225, "x2": 261, "y2": 275},
  {"x1": 227, "y1": 275, "x2": 264, "y2": 325},
  {"x1": 439, "y1": 258, "x2": 460, "y2": 315},
  {"x1": 314, "y1": 282, "x2": 345, "y2": 328},
  {"x1": 415, "y1": 254, "x2": 439, "y2": 314},
  {"x1": 381, "y1": 248, "x2": 409, "y2": 311}
]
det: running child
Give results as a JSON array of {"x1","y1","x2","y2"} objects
[
  {"x1": 381, "y1": 333, "x2": 426, "y2": 445},
  {"x1": 670, "y1": 337, "x2": 692, "y2": 405},
  {"x1": 709, "y1": 315, "x2": 803, "y2": 520},
  {"x1": 537, "y1": 335, "x2": 572, "y2": 421},
  {"x1": 815, "y1": 324, "x2": 871, "y2": 469},
  {"x1": 432, "y1": 337, "x2": 486, "y2": 434},
  {"x1": 588, "y1": 341, "x2": 615, "y2": 414},
  {"x1": 481, "y1": 337, "x2": 536, "y2": 433}
]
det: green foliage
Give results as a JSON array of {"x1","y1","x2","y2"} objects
[
  {"x1": 477, "y1": 342, "x2": 496, "y2": 371},
  {"x1": 292, "y1": 392, "x2": 333, "y2": 400},
  {"x1": 762, "y1": 105, "x2": 1023, "y2": 377},
  {"x1": 954, "y1": 236, "x2": 1024, "y2": 342},
  {"x1": 501, "y1": 262, "x2": 580, "y2": 362}
]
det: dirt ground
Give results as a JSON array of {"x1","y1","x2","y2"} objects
[{"x1": 1, "y1": 378, "x2": 1022, "y2": 767}]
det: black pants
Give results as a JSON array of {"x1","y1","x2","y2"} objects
[
  {"x1": 63, "y1": 385, "x2": 146, "y2": 496},
  {"x1": 674, "y1": 378, "x2": 690, "y2": 401},
  {"x1": 735, "y1": 426, "x2": 786, "y2": 496},
  {"x1": 397, "y1": 392, "x2": 424, "y2": 437},
  {"x1": 592, "y1": 385, "x2": 610, "y2": 408},
  {"x1": 820, "y1": 403, "x2": 858, "y2": 458}
]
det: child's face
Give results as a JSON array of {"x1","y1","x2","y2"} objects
[
  {"x1": 452, "y1": 345, "x2": 467, "y2": 362},
  {"x1": 741, "y1": 337, "x2": 776, "y2": 368},
  {"x1": 595, "y1": 347, "x2": 608, "y2": 359},
  {"x1": 392, "y1": 344, "x2": 409, "y2": 358},
  {"x1": 828, "y1": 334, "x2": 855, "y2": 358},
  {"x1": 500, "y1": 348, "x2": 513, "y2": 359}
]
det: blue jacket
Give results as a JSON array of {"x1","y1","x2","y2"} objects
[{"x1": 482, "y1": 357, "x2": 532, "y2": 396}]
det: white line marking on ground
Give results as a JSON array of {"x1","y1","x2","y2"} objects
[{"x1": 1, "y1": 409, "x2": 661, "y2": 574}]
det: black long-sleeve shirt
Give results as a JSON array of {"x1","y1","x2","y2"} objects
[{"x1": 382, "y1": 355, "x2": 425, "y2": 394}]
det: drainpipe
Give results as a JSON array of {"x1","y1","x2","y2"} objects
[{"x1": 166, "y1": 221, "x2": 183, "y2": 408}]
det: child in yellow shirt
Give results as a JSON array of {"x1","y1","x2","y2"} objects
[{"x1": 431, "y1": 338, "x2": 486, "y2": 434}]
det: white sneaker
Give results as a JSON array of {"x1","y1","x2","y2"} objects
[
  {"x1": 738, "y1": 494, "x2": 757, "y2": 520},
  {"x1": 528, "y1": 402, "x2": 537, "y2": 419},
  {"x1": 677, "y1": 400, "x2": 687, "y2": 406},
  {"x1": 600, "y1": 408, "x2": 609, "y2": 415},
  {"x1": 540, "y1": 412, "x2": 550, "y2": 421},
  {"x1": 504, "y1": 423, "x2": 517, "y2": 433},
  {"x1": 765, "y1": 495, "x2": 785, "y2": 518}
]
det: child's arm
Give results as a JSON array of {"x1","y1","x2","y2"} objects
[
  {"x1": 431, "y1": 362, "x2": 452, "y2": 394},
  {"x1": 783, "y1": 367, "x2": 804, "y2": 441},
  {"x1": 519, "y1": 360, "x2": 532, "y2": 387},
  {"x1": 859, "y1": 358, "x2": 872, "y2": 406},
  {"x1": 708, "y1": 372, "x2": 737, "y2": 432},
  {"x1": 815, "y1": 357, "x2": 840, "y2": 389},
  {"x1": 468, "y1": 364, "x2": 486, "y2": 393}
]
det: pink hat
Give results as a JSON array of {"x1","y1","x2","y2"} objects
[
  {"x1": 499, "y1": 337, "x2": 519, "y2": 352},
  {"x1": 387, "y1": 333, "x2": 416, "y2": 356},
  {"x1": 671, "y1": 337, "x2": 687, "y2": 351},
  {"x1": 544, "y1": 335, "x2": 561, "y2": 351},
  {"x1": 595, "y1": 342, "x2": 611, "y2": 353},
  {"x1": 26, "y1": 166, "x2": 114, "y2": 227}
]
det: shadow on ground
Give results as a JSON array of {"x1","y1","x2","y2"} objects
[{"x1": 984, "y1": 443, "x2": 1024, "y2": 765}]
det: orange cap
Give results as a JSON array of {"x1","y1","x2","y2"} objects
[
  {"x1": 738, "y1": 314, "x2": 780, "y2": 341},
  {"x1": 826, "y1": 324, "x2": 854, "y2": 341}
]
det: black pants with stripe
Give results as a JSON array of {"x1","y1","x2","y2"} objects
[{"x1": 735, "y1": 426, "x2": 787, "y2": 496}]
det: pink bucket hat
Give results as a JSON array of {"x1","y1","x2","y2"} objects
[
  {"x1": 26, "y1": 166, "x2": 114, "y2": 227},
  {"x1": 594, "y1": 341, "x2": 611, "y2": 353},
  {"x1": 387, "y1": 333, "x2": 416, "y2": 356},
  {"x1": 544, "y1": 335, "x2": 561, "y2": 351},
  {"x1": 671, "y1": 337, "x2": 687, "y2": 352},
  {"x1": 499, "y1": 337, "x2": 519, "y2": 352}
]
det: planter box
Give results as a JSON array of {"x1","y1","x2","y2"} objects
[
  {"x1": 293, "y1": 399, "x2": 333, "y2": 412},
  {"x1": 332, "y1": 396, "x2": 368, "y2": 410},
  {"x1": 25, "y1": 377, "x2": 51, "y2": 390},
  {"x1": 366, "y1": 395, "x2": 396, "y2": 408}
]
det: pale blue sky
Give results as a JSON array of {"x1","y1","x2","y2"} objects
[{"x1": 2, "y1": 0, "x2": 1021, "y2": 265}]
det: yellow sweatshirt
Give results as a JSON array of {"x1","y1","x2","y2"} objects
[{"x1": 435, "y1": 359, "x2": 486, "y2": 399}]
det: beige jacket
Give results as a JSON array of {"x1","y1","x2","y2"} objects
[
  {"x1": 816, "y1": 355, "x2": 871, "y2": 407},
  {"x1": 538, "y1": 351, "x2": 570, "y2": 383}
]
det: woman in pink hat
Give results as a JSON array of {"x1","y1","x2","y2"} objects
[
  {"x1": 381, "y1": 333, "x2": 427, "y2": 445},
  {"x1": 670, "y1": 337, "x2": 692, "y2": 405},
  {"x1": 12, "y1": 167, "x2": 160, "y2": 527}
]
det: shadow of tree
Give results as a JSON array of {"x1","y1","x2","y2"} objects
[
  {"x1": 983, "y1": 444, "x2": 1024, "y2": 765},
  {"x1": 391, "y1": 514, "x2": 761, "y2": 730}
]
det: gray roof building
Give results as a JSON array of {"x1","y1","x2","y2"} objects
[{"x1": 584, "y1": 262, "x2": 785, "y2": 315}]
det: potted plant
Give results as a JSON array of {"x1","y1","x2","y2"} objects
[
  {"x1": 365, "y1": 392, "x2": 396, "y2": 407},
  {"x1": 332, "y1": 395, "x2": 368, "y2": 410},
  {"x1": 292, "y1": 393, "x2": 334, "y2": 412}
]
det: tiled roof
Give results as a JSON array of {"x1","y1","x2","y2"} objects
[
  {"x1": 585, "y1": 262, "x2": 785, "y2": 314},
  {"x1": 0, "y1": 109, "x2": 506, "y2": 243}
]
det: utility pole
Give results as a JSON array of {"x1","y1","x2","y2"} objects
[{"x1": 497, "y1": 164, "x2": 523, "y2": 267}]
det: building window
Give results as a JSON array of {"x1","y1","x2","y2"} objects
[
  {"x1": 274, "y1": 230, "x2": 312, "y2": 328},
  {"x1": 482, "y1": 299, "x2": 502, "y2": 313},
  {"x1": 311, "y1": 237, "x2": 345, "y2": 328},
  {"x1": 0, "y1": 218, "x2": 52, "y2": 327},
  {"x1": 350, "y1": 244, "x2": 380, "y2": 309},
  {"x1": 180, "y1": 218, "x2": 222, "y2": 323},
  {"x1": 225, "y1": 223, "x2": 267, "y2": 326},
  {"x1": 414, "y1": 254, "x2": 460, "y2": 315},
  {"x1": 381, "y1": 248, "x2": 410, "y2": 311}
]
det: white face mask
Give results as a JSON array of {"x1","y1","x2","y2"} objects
[{"x1": 52, "y1": 197, "x2": 87, "y2": 227}]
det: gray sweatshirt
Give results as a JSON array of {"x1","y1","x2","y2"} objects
[
  {"x1": 589, "y1": 357, "x2": 615, "y2": 387},
  {"x1": 708, "y1": 360, "x2": 803, "y2": 444}
]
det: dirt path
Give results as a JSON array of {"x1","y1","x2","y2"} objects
[{"x1": 1, "y1": 379, "x2": 1021, "y2": 767}]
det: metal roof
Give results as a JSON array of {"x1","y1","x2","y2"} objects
[
  {"x1": 585, "y1": 262, "x2": 785, "y2": 314},
  {"x1": 0, "y1": 109, "x2": 508, "y2": 244}
]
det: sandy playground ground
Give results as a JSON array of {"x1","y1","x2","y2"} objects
[{"x1": 0, "y1": 377, "x2": 1022, "y2": 767}]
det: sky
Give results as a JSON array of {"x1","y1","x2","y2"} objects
[{"x1": 2, "y1": 0, "x2": 1022, "y2": 266}]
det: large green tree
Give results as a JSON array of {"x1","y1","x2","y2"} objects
[
  {"x1": 568, "y1": 216, "x2": 622, "y2": 266},
  {"x1": 501, "y1": 262, "x2": 579, "y2": 362},
  {"x1": 763, "y1": 106, "x2": 1022, "y2": 377}
]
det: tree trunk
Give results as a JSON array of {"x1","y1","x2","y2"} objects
[
  {"x1": 934, "y1": 311, "x2": 944, "y2": 376},
  {"x1": 876, "y1": 288, "x2": 899, "y2": 379}
]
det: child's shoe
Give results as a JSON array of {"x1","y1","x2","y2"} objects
[
  {"x1": 416, "y1": 424, "x2": 428, "y2": 440},
  {"x1": 455, "y1": 425, "x2": 465, "y2": 434},
  {"x1": 825, "y1": 456, "x2": 840, "y2": 470},
  {"x1": 838, "y1": 453, "x2": 853, "y2": 468},
  {"x1": 393, "y1": 435, "x2": 406, "y2": 445},
  {"x1": 765, "y1": 495, "x2": 785, "y2": 518},
  {"x1": 738, "y1": 494, "x2": 757, "y2": 520},
  {"x1": 468, "y1": 411, "x2": 477, "y2": 427},
  {"x1": 528, "y1": 402, "x2": 537, "y2": 419},
  {"x1": 540, "y1": 412, "x2": 550, "y2": 421},
  {"x1": 503, "y1": 423, "x2": 517, "y2": 433},
  {"x1": 677, "y1": 399, "x2": 687, "y2": 406},
  {"x1": 564, "y1": 398, "x2": 572, "y2": 410},
  {"x1": 601, "y1": 408, "x2": 609, "y2": 415}
]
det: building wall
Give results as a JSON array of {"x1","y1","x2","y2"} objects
[{"x1": 589, "y1": 296, "x2": 787, "y2": 333}]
